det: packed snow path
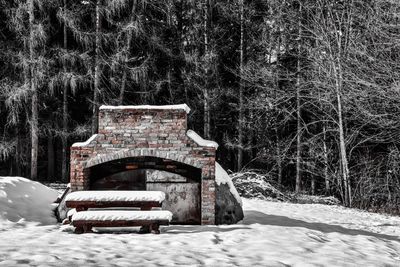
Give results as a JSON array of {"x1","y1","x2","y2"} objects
[{"x1": 1, "y1": 199, "x2": 400, "y2": 266}]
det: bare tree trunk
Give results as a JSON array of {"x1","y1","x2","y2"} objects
[
  {"x1": 29, "y1": 0, "x2": 38, "y2": 181},
  {"x1": 119, "y1": 11, "x2": 134, "y2": 105},
  {"x1": 92, "y1": 0, "x2": 101, "y2": 134},
  {"x1": 168, "y1": 62, "x2": 173, "y2": 102},
  {"x1": 203, "y1": 0, "x2": 208, "y2": 66},
  {"x1": 167, "y1": 1, "x2": 174, "y2": 102},
  {"x1": 276, "y1": 130, "x2": 282, "y2": 184},
  {"x1": 323, "y1": 122, "x2": 330, "y2": 192},
  {"x1": 47, "y1": 136, "x2": 55, "y2": 181},
  {"x1": 341, "y1": 0, "x2": 354, "y2": 207},
  {"x1": 237, "y1": 0, "x2": 245, "y2": 171},
  {"x1": 16, "y1": 131, "x2": 21, "y2": 176},
  {"x1": 8, "y1": 160, "x2": 13, "y2": 176},
  {"x1": 331, "y1": 0, "x2": 352, "y2": 205},
  {"x1": 316, "y1": 53, "x2": 330, "y2": 194},
  {"x1": 31, "y1": 82, "x2": 38, "y2": 181},
  {"x1": 311, "y1": 177, "x2": 315, "y2": 195},
  {"x1": 248, "y1": 109, "x2": 254, "y2": 160},
  {"x1": 274, "y1": 21, "x2": 282, "y2": 185},
  {"x1": 177, "y1": 0, "x2": 187, "y2": 103},
  {"x1": 119, "y1": 70, "x2": 127, "y2": 105},
  {"x1": 203, "y1": 0, "x2": 211, "y2": 139},
  {"x1": 203, "y1": 88, "x2": 210, "y2": 139},
  {"x1": 335, "y1": 57, "x2": 351, "y2": 206},
  {"x1": 61, "y1": 0, "x2": 69, "y2": 182},
  {"x1": 295, "y1": 2, "x2": 302, "y2": 193}
]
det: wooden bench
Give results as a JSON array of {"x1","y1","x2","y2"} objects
[
  {"x1": 65, "y1": 191, "x2": 172, "y2": 234},
  {"x1": 72, "y1": 210, "x2": 172, "y2": 234}
]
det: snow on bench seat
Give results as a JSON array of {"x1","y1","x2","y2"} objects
[
  {"x1": 72, "y1": 210, "x2": 173, "y2": 222},
  {"x1": 65, "y1": 191, "x2": 166, "y2": 203}
]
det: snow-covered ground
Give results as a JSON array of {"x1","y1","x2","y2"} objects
[{"x1": 1, "y1": 178, "x2": 400, "y2": 266}]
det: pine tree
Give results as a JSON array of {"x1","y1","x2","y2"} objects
[{"x1": 5, "y1": 0, "x2": 52, "y2": 180}]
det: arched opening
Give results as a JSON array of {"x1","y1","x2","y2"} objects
[{"x1": 86, "y1": 156, "x2": 202, "y2": 224}]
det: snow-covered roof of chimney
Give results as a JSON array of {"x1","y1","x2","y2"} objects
[{"x1": 99, "y1": 104, "x2": 191, "y2": 114}]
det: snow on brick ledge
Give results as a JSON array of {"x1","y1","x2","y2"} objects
[
  {"x1": 187, "y1": 130, "x2": 219, "y2": 149},
  {"x1": 99, "y1": 104, "x2": 191, "y2": 114},
  {"x1": 72, "y1": 210, "x2": 173, "y2": 222},
  {"x1": 71, "y1": 134, "x2": 98, "y2": 147},
  {"x1": 65, "y1": 191, "x2": 166, "y2": 203}
]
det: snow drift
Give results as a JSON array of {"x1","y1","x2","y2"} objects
[
  {"x1": 0, "y1": 177, "x2": 58, "y2": 225},
  {"x1": 231, "y1": 171, "x2": 287, "y2": 201}
]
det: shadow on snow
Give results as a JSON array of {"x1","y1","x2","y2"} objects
[{"x1": 241, "y1": 210, "x2": 400, "y2": 242}]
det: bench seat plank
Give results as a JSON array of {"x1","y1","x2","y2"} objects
[
  {"x1": 72, "y1": 210, "x2": 173, "y2": 222},
  {"x1": 73, "y1": 219, "x2": 170, "y2": 228},
  {"x1": 65, "y1": 190, "x2": 166, "y2": 203},
  {"x1": 66, "y1": 200, "x2": 162, "y2": 209}
]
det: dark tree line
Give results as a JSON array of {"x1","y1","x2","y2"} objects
[{"x1": 1, "y1": 0, "x2": 400, "y2": 213}]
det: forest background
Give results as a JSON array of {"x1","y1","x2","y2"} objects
[{"x1": 1, "y1": 0, "x2": 400, "y2": 213}]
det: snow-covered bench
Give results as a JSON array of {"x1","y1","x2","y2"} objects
[
  {"x1": 65, "y1": 191, "x2": 165, "y2": 211},
  {"x1": 72, "y1": 210, "x2": 172, "y2": 234},
  {"x1": 65, "y1": 191, "x2": 171, "y2": 234}
]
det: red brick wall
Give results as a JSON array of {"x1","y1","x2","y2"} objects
[{"x1": 70, "y1": 106, "x2": 216, "y2": 224}]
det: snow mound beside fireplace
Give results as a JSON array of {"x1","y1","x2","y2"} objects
[{"x1": 0, "y1": 177, "x2": 58, "y2": 225}]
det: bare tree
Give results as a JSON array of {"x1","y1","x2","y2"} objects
[
  {"x1": 295, "y1": 1, "x2": 303, "y2": 193},
  {"x1": 28, "y1": 0, "x2": 38, "y2": 180},
  {"x1": 92, "y1": 0, "x2": 102, "y2": 134},
  {"x1": 203, "y1": 0, "x2": 211, "y2": 139},
  {"x1": 61, "y1": 0, "x2": 69, "y2": 182},
  {"x1": 237, "y1": 0, "x2": 245, "y2": 171}
]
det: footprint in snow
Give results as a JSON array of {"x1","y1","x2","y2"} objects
[
  {"x1": 213, "y1": 233, "x2": 223, "y2": 244},
  {"x1": 306, "y1": 231, "x2": 329, "y2": 243}
]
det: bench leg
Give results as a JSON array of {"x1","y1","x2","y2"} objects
[
  {"x1": 139, "y1": 224, "x2": 160, "y2": 234},
  {"x1": 74, "y1": 226, "x2": 84, "y2": 234},
  {"x1": 83, "y1": 225, "x2": 93, "y2": 233},
  {"x1": 139, "y1": 225, "x2": 150, "y2": 234},
  {"x1": 150, "y1": 224, "x2": 160, "y2": 234}
]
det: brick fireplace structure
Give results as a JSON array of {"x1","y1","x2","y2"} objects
[{"x1": 69, "y1": 104, "x2": 218, "y2": 225}]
